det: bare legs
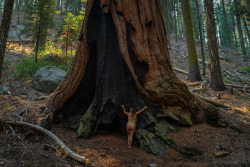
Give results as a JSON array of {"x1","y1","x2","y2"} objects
[{"x1": 127, "y1": 123, "x2": 135, "y2": 148}]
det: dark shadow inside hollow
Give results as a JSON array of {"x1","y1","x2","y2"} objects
[{"x1": 53, "y1": 0, "x2": 162, "y2": 135}]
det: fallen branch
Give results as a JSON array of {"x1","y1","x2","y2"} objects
[
  {"x1": 195, "y1": 94, "x2": 247, "y2": 116},
  {"x1": 243, "y1": 85, "x2": 250, "y2": 97},
  {"x1": 5, "y1": 121, "x2": 86, "y2": 164},
  {"x1": 224, "y1": 84, "x2": 250, "y2": 90},
  {"x1": 192, "y1": 81, "x2": 207, "y2": 92},
  {"x1": 173, "y1": 67, "x2": 188, "y2": 75}
]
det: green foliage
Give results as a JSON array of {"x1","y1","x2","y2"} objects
[
  {"x1": 221, "y1": 54, "x2": 233, "y2": 62},
  {"x1": 38, "y1": 40, "x2": 63, "y2": 58},
  {"x1": 59, "y1": 12, "x2": 85, "y2": 44},
  {"x1": 21, "y1": 0, "x2": 55, "y2": 51},
  {"x1": 57, "y1": 11, "x2": 84, "y2": 60},
  {"x1": 12, "y1": 51, "x2": 73, "y2": 80},
  {"x1": 239, "y1": 66, "x2": 250, "y2": 74}
]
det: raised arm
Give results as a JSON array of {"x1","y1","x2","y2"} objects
[
  {"x1": 121, "y1": 105, "x2": 129, "y2": 116},
  {"x1": 136, "y1": 106, "x2": 147, "y2": 115}
]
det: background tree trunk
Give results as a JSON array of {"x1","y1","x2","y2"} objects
[
  {"x1": 204, "y1": 0, "x2": 226, "y2": 91},
  {"x1": 181, "y1": 0, "x2": 201, "y2": 82},
  {"x1": 0, "y1": 0, "x2": 14, "y2": 78},
  {"x1": 221, "y1": 0, "x2": 231, "y2": 48},
  {"x1": 234, "y1": 0, "x2": 247, "y2": 57},
  {"x1": 242, "y1": 17, "x2": 250, "y2": 47},
  {"x1": 195, "y1": 0, "x2": 205, "y2": 77},
  {"x1": 43, "y1": 0, "x2": 219, "y2": 156}
]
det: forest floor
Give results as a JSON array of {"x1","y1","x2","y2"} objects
[{"x1": 0, "y1": 36, "x2": 250, "y2": 167}]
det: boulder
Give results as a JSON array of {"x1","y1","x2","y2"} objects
[
  {"x1": 32, "y1": 66, "x2": 66, "y2": 93},
  {"x1": 43, "y1": 53, "x2": 54, "y2": 61},
  {"x1": 0, "y1": 85, "x2": 10, "y2": 95},
  {"x1": 43, "y1": 53, "x2": 61, "y2": 62}
]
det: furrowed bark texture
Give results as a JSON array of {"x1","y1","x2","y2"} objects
[
  {"x1": 195, "y1": 0, "x2": 206, "y2": 76},
  {"x1": 45, "y1": 0, "x2": 205, "y2": 156},
  {"x1": 204, "y1": 0, "x2": 226, "y2": 91},
  {"x1": 181, "y1": 0, "x2": 202, "y2": 82},
  {"x1": 0, "y1": 0, "x2": 14, "y2": 78}
]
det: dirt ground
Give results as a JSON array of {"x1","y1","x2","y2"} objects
[{"x1": 0, "y1": 36, "x2": 249, "y2": 167}]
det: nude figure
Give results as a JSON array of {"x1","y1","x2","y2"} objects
[{"x1": 121, "y1": 105, "x2": 147, "y2": 148}]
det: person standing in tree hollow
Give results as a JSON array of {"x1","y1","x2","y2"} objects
[{"x1": 121, "y1": 105, "x2": 147, "y2": 148}]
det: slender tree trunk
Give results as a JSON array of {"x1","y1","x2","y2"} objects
[
  {"x1": 181, "y1": 0, "x2": 201, "y2": 81},
  {"x1": 232, "y1": 15, "x2": 238, "y2": 48},
  {"x1": 243, "y1": 17, "x2": 250, "y2": 46},
  {"x1": 161, "y1": 0, "x2": 170, "y2": 45},
  {"x1": 34, "y1": 28, "x2": 40, "y2": 62},
  {"x1": 174, "y1": 0, "x2": 178, "y2": 42},
  {"x1": 60, "y1": 0, "x2": 63, "y2": 14},
  {"x1": 65, "y1": 28, "x2": 68, "y2": 66},
  {"x1": 0, "y1": 0, "x2": 14, "y2": 78},
  {"x1": 195, "y1": 0, "x2": 205, "y2": 76},
  {"x1": 234, "y1": 0, "x2": 247, "y2": 57},
  {"x1": 204, "y1": 0, "x2": 226, "y2": 91},
  {"x1": 56, "y1": 0, "x2": 60, "y2": 10},
  {"x1": 221, "y1": 0, "x2": 231, "y2": 47},
  {"x1": 217, "y1": 4, "x2": 223, "y2": 48},
  {"x1": 176, "y1": 0, "x2": 180, "y2": 38},
  {"x1": 40, "y1": 0, "x2": 223, "y2": 156},
  {"x1": 228, "y1": 0, "x2": 238, "y2": 49}
]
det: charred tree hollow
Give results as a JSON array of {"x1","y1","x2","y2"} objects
[{"x1": 47, "y1": 0, "x2": 211, "y2": 156}]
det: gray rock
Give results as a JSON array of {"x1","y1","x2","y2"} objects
[
  {"x1": 32, "y1": 66, "x2": 66, "y2": 93},
  {"x1": 149, "y1": 163, "x2": 157, "y2": 167},
  {"x1": 0, "y1": 85, "x2": 9, "y2": 95},
  {"x1": 43, "y1": 53, "x2": 54, "y2": 61}
]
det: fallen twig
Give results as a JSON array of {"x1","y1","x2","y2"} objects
[
  {"x1": 173, "y1": 67, "x2": 188, "y2": 75},
  {"x1": 225, "y1": 84, "x2": 250, "y2": 90},
  {"x1": 9, "y1": 125, "x2": 16, "y2": 139},
  {"x1": 192, "y1": 81, "x2": 207, "y2": 92},
  {"x1": 14, "y1": 114, "x2": 23, "y2": 122},
  {"x1": 243, "y1": 85, "x2": 250, "y2": 97},
  {"x1": 5, "y1": 121, "x2": 86, "y2": 164}
]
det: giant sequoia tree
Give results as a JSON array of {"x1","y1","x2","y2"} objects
[{"x1": 42, "y1": 0, "x2": 222, "y2": 155}]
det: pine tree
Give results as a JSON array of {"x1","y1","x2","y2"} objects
[
  {"x1": 59, "y1": 11, "x2": 84, "y2": 64},
  {"x1": 242, "y1": 16, "x2": 250, "y2": 47},
  {"x1": 21, "y1": 0, "x2": 55, "y2": 62},
  {"x1": 181, "y1": 0, "x2": 201, "y2": 81},
  {"x1": 221, "y1": 0, "x2": 232, "y2": 47},
  {"x1": 234, "y1": 0, "x2": 247, "y2": 57},
  {"x1": 204, "y1": 0, "x2": 226, "y2": 91},
  {"x1": 0, "y1": 0, "x2": 14, "y2": 78}
]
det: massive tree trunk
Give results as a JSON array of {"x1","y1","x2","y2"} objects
[
  {"x1": 0, "y1": 0, "x2": 14, "y2": 78},
  {"x1": 204, "y1": 0, "x2": 226, "y2": 91},
  {"x1": 181, "y1": 0, "x2": 202, "y2": 82},
  {"x1": 43, "y1": 0, "x2": 220, "y2": 156}
]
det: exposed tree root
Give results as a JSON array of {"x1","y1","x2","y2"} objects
[{"x1": 5, "y1": 121, "x2": 86, "y2": 164}]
